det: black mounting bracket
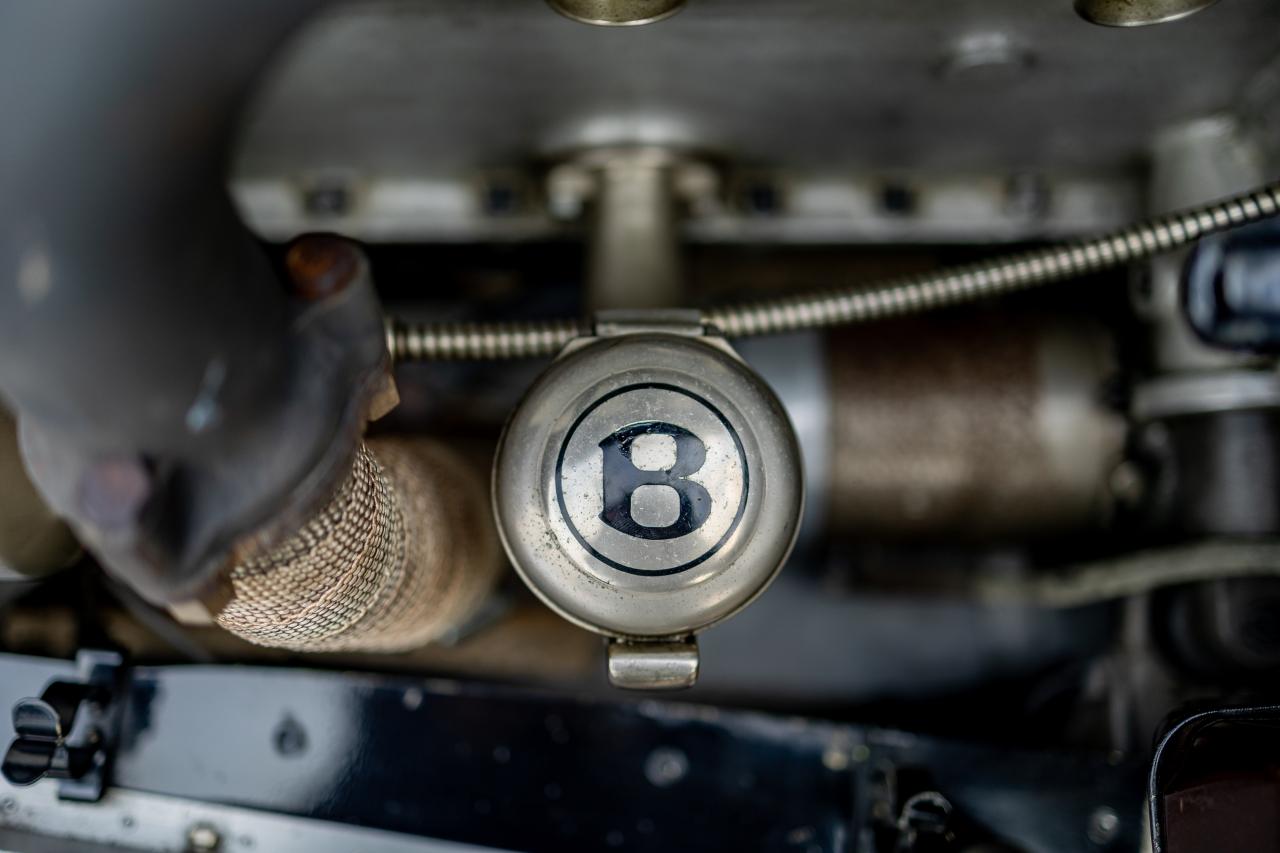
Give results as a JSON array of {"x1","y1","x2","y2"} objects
[{"x1": 1, "y1": 650, "x2": 124, "y2": 802}]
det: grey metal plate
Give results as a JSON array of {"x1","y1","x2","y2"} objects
[{"x1": 236, "y1": 0, "x2": 1280, "y2": 178}]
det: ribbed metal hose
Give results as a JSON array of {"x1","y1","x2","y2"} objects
[
  {"x1": 387, "y1": 319, "x2": 589, "y2": 362},
  {"x1": 388, "y1": 181, "x2": 1280, "y2": 361},
  {"x1": 217, "y1": 437, "x2": 501, "y2": 653}
]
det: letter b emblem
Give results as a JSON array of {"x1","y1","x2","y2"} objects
[{"x1": 598, "y1": 422, "x2": 712, "y2": 540}]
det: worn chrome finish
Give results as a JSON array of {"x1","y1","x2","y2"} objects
[
  {"x1": 1075, "y1": 0, "x2": 1222, "y2": 27},
  {"x1": 578, "y1": 150, "x2": 688, "y2": 311},
  {"x1": 493, "y1": 319, "x2": 802, "y2": 661},
  {"x1": 389, "y1": 180, "x2": 1280, "y2": 361},
  {"x1": 547, "y1": 150, "x2": 718, "y2": 311},
  {"x1": 593, "y1": 308, "x2": 706, "y2": 338},
  {"x1": 607, "y1": 639, "x2": 699, "y2": 690},
  {"x1": 588, "y1": 154, "x2": 681, "y2": 310},
  {"x1": 547, "y1": 0, "x2": 685, "y2": 26}
]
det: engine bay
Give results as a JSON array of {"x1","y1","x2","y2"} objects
[{"x1": 2, "y1": 2, "x2": 1280, "y2": 851}]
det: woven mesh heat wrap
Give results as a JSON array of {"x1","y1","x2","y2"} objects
[{"x1": 216, "y1": 437, "x2": 501, "y2": 652}]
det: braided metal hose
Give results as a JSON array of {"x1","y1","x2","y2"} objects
[
  {"x1": 217, "y1": 437, "x2": 501, "y2": 653},
  {"x1": 388, "y1": 181, "x2": 1280, "y2": 361}
]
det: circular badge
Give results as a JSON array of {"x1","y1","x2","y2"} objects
[
  {"x1": 555, "y1": 383, "x2": 748, "y2": 577},
  {"x1": 494, "y1": 332, "x2": 803, "y2": 639}
]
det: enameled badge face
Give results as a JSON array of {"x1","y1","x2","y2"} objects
[
  {"x1": 554, "y1": 383, "x2": 748, "y2": 577},
  {"x1": 494, "y1": 332, "x2": 802, "y2": 638}
]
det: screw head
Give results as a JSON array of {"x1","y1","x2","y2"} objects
[
  {"x1": 1087, "y1": 807, "x2": 1120, "y2": 846},
  {"x1": 186, "y1": 823, "x2": 221, "y2": 852},
  {"x1": 272, "y1": 715, "x2": 308, "y2": 757},
  {"x1": 644, "y1": 747, "x2": 689, "y2": 787}
]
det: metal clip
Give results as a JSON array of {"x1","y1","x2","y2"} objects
[{"x1": 607, "y1": 638, "x2": 699, "y2": 690}]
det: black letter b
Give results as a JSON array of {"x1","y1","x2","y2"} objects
[{"x1": 599, "y1": 422, "x2": 712, "y2": 540}]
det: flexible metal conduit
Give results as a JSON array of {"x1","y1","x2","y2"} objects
[{"x1": 388, "y1": 181, "x2": 1280, "y2": 361}]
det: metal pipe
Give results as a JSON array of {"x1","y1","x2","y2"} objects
[
  {"x1": 388, "y1": 180, "x2": 1280, "y2": 361},
  {"x1": 0, "y1": 4, "x2": 395, "y2": 605},
  {"x1": 217, "y1": 438, "x2": 501, "y2": 652},
  {"x1": 0, "y1": 1, "x2": 321, "y2": 455},
  {"x1": 587, "y1": 152, "x2": 684, "y2": 312}
]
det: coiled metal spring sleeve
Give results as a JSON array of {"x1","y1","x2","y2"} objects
[{"x1": 388, "y1": 181, "x2": 1280, "y2": 361}]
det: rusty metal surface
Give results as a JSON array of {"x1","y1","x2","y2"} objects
[{"x1": 286, "y1": 234, "x2": 363, "y2": 300}]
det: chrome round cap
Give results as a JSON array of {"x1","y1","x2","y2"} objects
[
  {"x1": 494, "y1": 332, "x2": 803, "y2": 639},
  {"x1": 1074, "y1": 0, "x2": 1221, "y2": 27},
  {"x1": 546, "y1": 0, "x2": 686, "y2": 27}
]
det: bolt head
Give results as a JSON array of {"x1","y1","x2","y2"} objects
[
  {"x1": 1087, "y1": 807, "x2": 1120, "y2": 846},
  {"x1": 285, "y1": 234, "x2": 361, "y2": 301},
  {"x1": 186, "y1": 823, "x2": 221, "y2": 852}
]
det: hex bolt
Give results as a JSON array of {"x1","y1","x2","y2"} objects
[
  {"x1": 285, "y1": 234, "x2": 361, "y2": 301},
  {"x1": 899, "y1": 791, "x2": 952, "y2": 836},
  {"x1": 302, "y1": 179, "x2": 352, "y2": 218},
  {"x1": 272, "y1": 715, "x2": 308, "y2": 757},
  {"x1": 186, "y1": 823, "x2": 222, "y2": 852},
  {"x1": 643, "y1": 747, "x2": 689, "y2": 787},
  {"x1": 1086, "y1": 807, "x2": 1120, "y2": 846}
]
